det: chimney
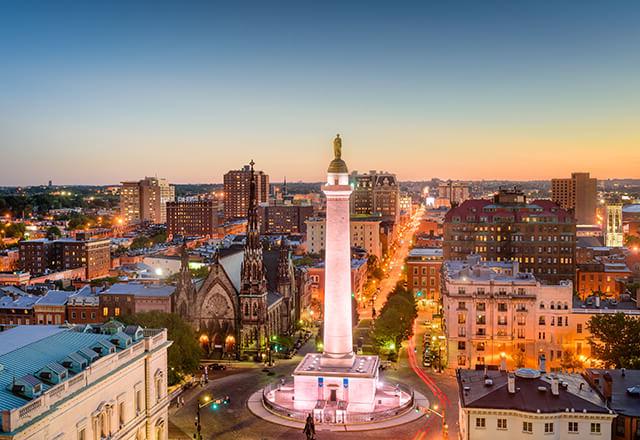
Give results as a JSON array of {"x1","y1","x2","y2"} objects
[
  {"x1": 508, "y1": 374, "x2": 516, "y2": 394},
  {"x1": 551, "y1": 376, "x2": 559, "y2": 396},
  {"x1": 603, "y1": 373, "x2": 613, "y2": 404},
  {"x1": 539, "y1": 353, "x2": 547, "y2": 373}
]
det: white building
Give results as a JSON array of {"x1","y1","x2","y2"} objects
[
  {"x1": 0, "y1": 323, "x2": 171, "y2": 440},
  {"x1": 305, "y1": 217, "x2": 382, "y2": 259},
  {"x1": 442, "y1": 256, "x2": 574, "y2": 370},
  {"x1": 457, "y1": 368, "x2": 615, "y2": 440}
]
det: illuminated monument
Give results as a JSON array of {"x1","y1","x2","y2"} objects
[{"x1": 261, "y1": 136, "x2": 414, "y2": 424}]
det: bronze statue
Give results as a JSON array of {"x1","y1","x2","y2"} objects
[{"x1": 333, "y1": 134, "x2": 342, "y2": 159}]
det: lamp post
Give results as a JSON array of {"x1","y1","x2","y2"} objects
[
  {"x1": 194, "y1": 394, "x2": 211, "y2": 440},
  {"x1": 427, "y1": 404, "x2": 448, "y2": 439}
]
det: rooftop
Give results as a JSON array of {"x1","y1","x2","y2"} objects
[
  {"x1": 101, "y1": 283, "x2": 175, "y2": 297},
  {"x1": 458, "y1": 369, "x2": 610, "y2": 414},
  {"x1": 443, "y1": 257, "x2": 540, "y2": 285},
  {"x1": 585, "y1": 369, "x2": 640, "y2": 417},
  {"x1": 408, "y1": 248, "x2": 443, "y2": 259}
]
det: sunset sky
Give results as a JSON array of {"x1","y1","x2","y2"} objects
[{"x1": 1, "y1": 1, "x2": 639, "y2": 185}]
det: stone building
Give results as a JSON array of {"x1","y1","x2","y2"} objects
[{"x1": 173, "y1": 162, "x2": 297, "y2": 358}]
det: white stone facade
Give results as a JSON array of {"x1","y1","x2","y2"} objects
[{"x1": 1, "y1": 330, "x2": 171, "y2": 440}]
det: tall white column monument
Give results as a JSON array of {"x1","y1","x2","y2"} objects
[
  {"x1": 292, "y1": 135, "x2": 380, "y2": 413},
  {"x1": 321, "y1": 134, "x2": 355, "y2": 367}
]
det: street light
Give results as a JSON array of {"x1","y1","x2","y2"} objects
[
  {"x1": 194, "y1": 394, "x2": 212, "y2": 440},
  {"x1": 419, "y1": 404, "x2": 448, "y2": 439}
]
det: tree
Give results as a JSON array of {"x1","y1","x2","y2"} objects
[
  {"x1": 372, "y1": 283, "x2": 417, "y2": 353},
  {"x1": 46, "y1": 225, "x2": 62, "y2": 239},
  {"x1": 3, "y1": 222, "x2": 26, "y2": 239},
  {"x1": 130, "y1": 235, "x2": 152, "y2": 250},
  {"x1": 513, "y1": 348, "x2": 526, "y2": 368},
  {"x1": 118, "y1": 311, "x2": 202, "y2": 385},
  {"x1": 588, "y1": 313, "x2": 640, "y2": 368},
  {"x1": 560, "y1": 349, "x2": 581, "y2": 372}
]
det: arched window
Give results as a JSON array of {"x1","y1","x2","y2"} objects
[
  {"x1": 252, "y1": 303, "x2": 258, "y2": 316},
  {"x1": 244, "y1": 303, "x2": 249, "y2": 316}
]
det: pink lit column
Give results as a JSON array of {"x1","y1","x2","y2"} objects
[{"x1": 321, "y1": 172, "x2": 354, "y2": 366}]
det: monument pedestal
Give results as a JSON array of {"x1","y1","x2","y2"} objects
[{"x1": 292, "y1": 353, "x2": 379, "y2": 412}]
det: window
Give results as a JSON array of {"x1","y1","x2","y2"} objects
[
  {"x1": 135, "y1": 389, "x2": 142, "y2": 413},
  {"x1": 458, "y1": 341, "x2": 466, "y2": 350},
  {"x1": 115, "y1": 307, "x2": 121, "y2": 316},
  {"x1": 577, "y1": 323, "x2": 582, "y2": 334},
  {"x1": 523, "y1": 421, "x2": 533, "y2": 433},
  {"x1": 77, "y1": 428, "x2": 86, "y2": 440},
  {"x1": 475, "y1": 417, "x2": 486, "y2": 428},
  {"x1": 568, "y1": 421, "x2": 579, "y2": 433},
  {"x1": 119, "y1": 401, "x2": 126, "y2": 426},
  {"x1": 545, "y1": 422, "x2": 554, "y2": 433},
  {"x1": 102, "y1": 307, "x2": 108, "y2": 317},
  {"x1": 591, "y1": 423, "x2": 601, "y2": 434},
  {"x1": 497, "y1": 418, "x2": 507, "y2": 430}
]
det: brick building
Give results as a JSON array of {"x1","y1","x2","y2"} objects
[
  {"x1": 167, "y1": 199, "x2": 221, "y2": 238},
  {"x1": 18, "y1": 238, "x2": 111, "y2": 280},
  {"x1": 406, "y1": 248, "x2": 443, "y2": 304},
  {"x1": 350, "y1": 170, "x2": 399, "y2": 222},
  {"x1": 551, "y1": 172, "x2": 597, "y2": 225},
  {"x1": 258, "y1": 203, "x2": 314, "y2": 235},
  {"x1": 577, "y1": 262, "x2": 632, "y2": 300},
  {"x1": 224, "y1": 163, "x2": 269, "y2": 221},
  {"x1": 443, "y1": 188, "x2": 576, "y2": 284},
  {"x1": 99, "y1": 283, "x2": 175, "y2": 319}
]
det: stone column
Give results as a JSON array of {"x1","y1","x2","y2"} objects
[{"x1": 321, "y1": 171, "x2": 354, "y2": 367}]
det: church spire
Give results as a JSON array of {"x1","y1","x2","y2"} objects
[{"x1": 240, "y1": 160, "x2": 267, "y2": 295}]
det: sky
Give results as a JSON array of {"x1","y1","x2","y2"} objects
[{"x1": 0, "y1": 0, "x2": 639, "y2": 185}]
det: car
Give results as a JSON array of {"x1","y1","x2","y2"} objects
[
  {"x1": 422, "y1": 358, "x2": 432, "y2": 367},
  {"x1": 209, "y1": 363, "x2": 226, "y2": 371}
]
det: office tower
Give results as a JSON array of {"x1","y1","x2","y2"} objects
[
  {"x1": 120, "y1": 177, "x2": 175, "y2": 224},
  {"x1": 437, "y1": 181, "x2": 470, "y2": 207},
  {"x1": 551, "y1": 172, "x2": 597, "y2": 225},
  {"x1": 224, "y1": 163, "x2": 269, "y2": 221}
]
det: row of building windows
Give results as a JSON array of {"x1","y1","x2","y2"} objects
[{"x1": 475, "y1": 417, "x2": 601, "y2": 434}]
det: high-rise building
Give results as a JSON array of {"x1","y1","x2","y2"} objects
[
  {"x1": 604, "y1": 202, "x2": 623, "y2": 247},
  {"x1": 120, "y1": 177, "x2": 175, "y2": 224},
  {"x1": 443, "y1": 188, "x2": 576, "y2": 284},
  {"x1": 166, "y1": 199, "x2": 221, "y2": 238},
  {"x1": 350, "y1": 170, "x2": 399, "y2": 222},
  {"x1": 223, "y1": 163, "x2": 269, "y2": 221},
  {"x1": 551, "y1": 172, "x2": 597, "y2": 225}
]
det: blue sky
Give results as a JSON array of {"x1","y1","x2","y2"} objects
[{"x1": 1, "y1": 1, "x2": 639, "y2": 185}]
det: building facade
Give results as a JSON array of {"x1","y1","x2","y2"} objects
[
  {"x1": 0, "y1": 324, "x2": 171, "y2": 440},
  {"x1": 305, "y1": 217, "x2": 383, "y2": 259},
  {"x1": 443, "y1": 188, "x2": 576, "y2": 284},
  {"x1": 442, "y1": 257, "x2": 574, "y2": 371},
  {"x1": 350, "y1": 170, "x2": 399, "y2": 222},
  {"x1": 19, "y1": 238, "x2": 111, "y2": 280},
  {"x1": 120, "y1": 177, "x2": 175, "y2": 224},
  {"x1": 437, "y1": 181, "x2": 470, "y2": 208},
  {"x1": 551, "y1": 172, "x2": 597, "y2": 225},
  {"x1": 166, "y1": 199, "x2": 221, "y2": 238},
  {"x1": 576, "y1": 262, "x2": 632, "y2": 300},
  {"x1": 223, "y1": 164, "x2": 269, "y2": 221},
  {"x1": 406, "y1": 248, "x2": 443, "y2": 305},
  {"x1": 258, "y1": 203, "x2": 314, "y2": 235}
]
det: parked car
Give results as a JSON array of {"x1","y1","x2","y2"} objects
[{"x1": 209, "y1": 363, "x2": 226, "y2": 371}]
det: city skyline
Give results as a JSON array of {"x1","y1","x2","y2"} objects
[{"x1": 2, "y1": 1, "x2": 640, "y2": 185}]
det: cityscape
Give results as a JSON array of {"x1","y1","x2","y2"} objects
[{"x1": 1, "y1": 2, "x2": 640, "y2": 440}]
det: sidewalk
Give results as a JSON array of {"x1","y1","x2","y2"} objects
[{"x1": 247, "y1": 389, "x2": 429, "y2": 432}]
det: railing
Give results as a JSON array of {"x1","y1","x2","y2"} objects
[{"x1": 262, "y1": 380, "x2": 415, "y2": 424}]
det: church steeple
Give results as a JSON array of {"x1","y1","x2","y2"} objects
[{"x1": 240, "y1": 160, "x2": 267, "y2": 296}]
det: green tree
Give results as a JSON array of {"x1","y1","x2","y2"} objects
[
  {"x1": 4, "y1": 222, "x2": 26, "y2": 239},
  {"x1": 560, "y1": 349, "x2": 581, "y2": 372},
  {"x1": 119, "y1": 311, "x2": 202, "y2": 385},
  {"x1": 372, "y1": 283, "x2": 417, "y2": 352},
  {"x1": 130, "y1": 236, "x2": 152, "y2": 250},
  {"x1": 513, "y1": 348, "x2": 526, "y2": 368},
  {"x1": 46, "y1": 225, "x2": 62, "y2": 239},
  {"x1": 588, "y1": 313, "x2": 640, "y2": 368}
]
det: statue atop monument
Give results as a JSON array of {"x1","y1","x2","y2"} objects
[
  {"x1": 327, "y1": 133, "x2": 348, "y2": 174},
  {"x1": 333, "y1": 134, "x2": 342, "y2": 159}
]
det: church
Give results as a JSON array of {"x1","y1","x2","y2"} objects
[{"x1": 172, "y1": 162, "x2": 297, "y2": 359}]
